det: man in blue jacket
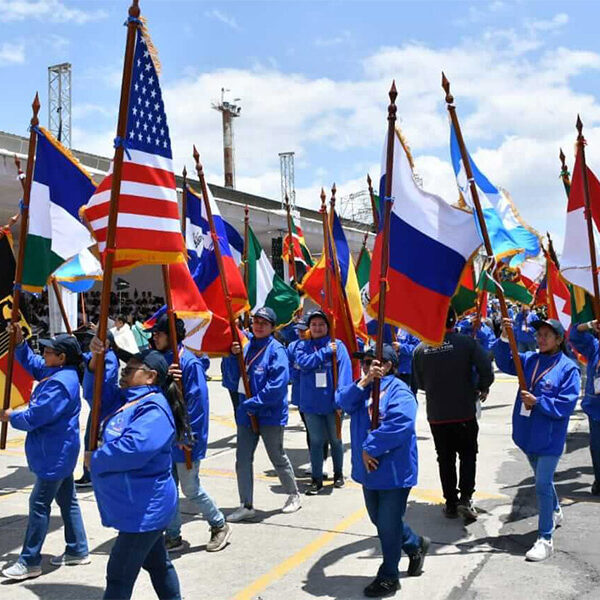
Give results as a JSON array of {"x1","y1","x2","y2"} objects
[
  {"x1": 514, "y1": 304, "x2": 539, "y2": 352},
  {"x1": 393, "y1": 329, "x2": 419, "y2": 391},
  {"x1": 338, "y1": 345, "x2": 429, "y2": 598},
  {"x1": 149, "y1": 314, "x2": 231, "y2": 553},
  {"x1": 1, "y1": 328, "x2": 89, "y2": 580},
  {"x1": 225, "y1": 307, "x2": 301, "y2": 522},
  {"x1": 569, "y1": 319, "x2": 600, "y2": 496}
]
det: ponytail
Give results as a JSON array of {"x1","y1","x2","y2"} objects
[{"x1": 162, "y1": 375, "x2": 193, "y2": 443}]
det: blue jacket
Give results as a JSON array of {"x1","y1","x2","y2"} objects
[
  {"x1": 287, "y1": 338, "x2": 302, "y2": 407},
  {"x1": 514, "y1": 311, "x2": 539, "y2": 345},
  {"x1": 456, "y1": 320, "x2": 496, "y2": 352},
  {"x1": 91, "y1": 385, "x2": 177, "y2": 533},
  {"x1": 220, "y1": 332, "x2": 252, "y2": 391},
  {"x1": 10, "y1": 343, "x2": 81, "y2": 480},
  {"x1": 199, "y1": 354, "x2": 210, "y2": 373},
  {"x1": 82, "y1": 350, "x2": 121, "y2": 420},
  {"x1": 337, "y1": 375, "x2": 418, "y2": 489},
  {"x1": 293, "y1": 336, "x2": 352, "y2": 415},
  {"x1": 568, "y1": 327, "x2": 600, "y2": 421},
  {"x1": 278, "y1": 322, "x2": 299, "y2": 346},
  {"x1": 223, "y1": 335, "x2": 290, "y2": 427},
  {"x1": 164, "y1": 347, "x2": 209, "y2": 462},
  {"x1": 396, "y1": 330, "x2": 420, "y2": 374},
  {"x1": 493, "y1": 339, "x2": 580, "y2": 455}
]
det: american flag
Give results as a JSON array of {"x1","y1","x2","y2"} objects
[{"x1": 83, "y1": 27, "x2": 184, "y2": 270}]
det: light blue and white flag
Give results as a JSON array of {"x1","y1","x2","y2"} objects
[
  {"x1": 449, "y1": 123, "x2": 540, "y2": 265},
  {"x1": 53, "y1": 248, "x2": 103, "y2": 293}
]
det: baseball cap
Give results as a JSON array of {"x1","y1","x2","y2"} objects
[
  {"x1": 307, "y1": 309, "x2": 330, "y2": 327},
  {"x1": 149, "y1": 313, "x2": 186, "y2": 341},
  {"x1": 135, "y1": 349, "x2": 169, "y2": 387},
  {"x1": 253, "y1": 306, "x2": 277, "y2": 325},
  {"x1": 39, "y1": 334, "x2": 82, "y2": 364},
  {"x1": 353, "y1": 343, "x2": 399, "y2": 367},
  {"x1": 532, "y1": 319, "x2": 565, "y2": 338}
]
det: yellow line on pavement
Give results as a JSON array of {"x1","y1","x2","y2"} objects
[{"x1": 232, "y1": 507, "x2": 368, "y2": 600}]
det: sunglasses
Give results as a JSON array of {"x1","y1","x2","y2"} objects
[{"x1": 122, "y1": 365, "x2": 152, "y2": 376}]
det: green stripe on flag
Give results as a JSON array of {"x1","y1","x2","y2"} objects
[{"x1": 22, "y1": 234, "x2": 64, "y2": 291}]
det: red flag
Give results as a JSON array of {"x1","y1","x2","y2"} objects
[{"x1": 546, "y1": 253, "x2": 571, "y2": 329}]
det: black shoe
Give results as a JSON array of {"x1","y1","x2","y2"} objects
[
  {"x1": 443, "y1": 503, "x2": 458, "y2": 519},
  {"x1": 164, "y1": 536, "x2": 185, "y2": 552},
  {"x1": 407, "y1": 536, "x2": 430, "y2": 576},
  {"x1": 592, "y1": 481, "x2": 600, "y2": 496},
  {"x1": 457, "y1": 498, "x2": 478, "y2": 521},
  {"x1": 363, "y1": 577, "x2": 400, "y2": 598},
  {"x1": 305, "y1": 479, "x2": 323, "y2": 495},
  {"x1": 74, "y1": 475, "x2": 92, "y2": 488},
  {"x1": 333, "y1": 473, "x2": 345, "y2": 488}
]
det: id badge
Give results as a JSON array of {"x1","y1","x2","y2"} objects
[
  {"x1": 315, "y1": 371, "x2": 327, "y2": 388},
  {"x1": 238, "y1": 377, "x2": 246, "y2": 395},
  {"x1": 520, "y1": 403, "x2": 531, "y2": 418},
  {"x1": 594, "y1": 377, "x2": 600, "y2": 395}
]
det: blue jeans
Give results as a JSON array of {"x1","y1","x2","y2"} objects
[
  {"x1": 362, "y1": 487, "x2": 420, "y2": 580},
  {"x1": 166, "y1": 460, "x2": 225, "y2": 540},
  {"x1": 303, "y1": 412, "x2": 344, "y2": 482},
  {"x1": 236, "y1": 425, "x2": 298, "y2": 507},
  {"x1": 526, "y1": 453, "x2": 561, "y2": 539},
  {"x1": 589, "y1": 417, "x2": 600, "y2": 484},
  {"x1": 104, "y1": 529, "x2": 180, "y2": 600},
  {"x1": 20, "y1": 475, "x2": 88, "y2": 566}
]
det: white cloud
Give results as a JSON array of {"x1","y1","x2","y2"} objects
[
  {"x1": 204, "y1": 8, "x2": 240, "y2": 31},
  {"x1": 0, "y1": 41, "x2": 25, "y2": 65},
  {"x1": 314, "y1": 31, "x2": 351, "y2": 48},
  {"x1": 0, "y1": 0, "x2": 107, "y2": 24},
  {"x1": 529, "y1": 13, "x2": 569, "y2": 32}
]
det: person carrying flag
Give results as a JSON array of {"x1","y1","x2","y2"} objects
[
  {"x1": 1, "y1": 327, "x2": 89, "y2": 580},
  {"x1": 337, "y1": 344, "x2": 429, "y2": 597},
  {"x1": 225, "y1": 307, "x2": 301, "y2": 522},
  {"x1": 514, "y1": 304, "x2": 539, "y2": 352},
  {"x1": 149, "y1": 314, "x2": 231, "y2": 553},
  {"x1": 495, "y1": 318, "x2": 580, "y2": 561},
  {"x1": 392, "y1": 330, "x2": 420, "y2": 391},
  {"x1": 85, "y1": 338, "x2": 183, "y2": 599},
  {"x1": 292, "y1": 309, "x2": 352, "y2": 494}
]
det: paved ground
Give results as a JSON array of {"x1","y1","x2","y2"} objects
[{"x1": 0, "y1": 364, "x2": 598, "y2": 599}]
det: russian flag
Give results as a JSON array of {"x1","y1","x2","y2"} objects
[
  {"x1": 184, "y1": 183, "x2": 248, "y2": 317},
  {"x1": 368, "y1": 128, "x2": 481, "y2": 345}
]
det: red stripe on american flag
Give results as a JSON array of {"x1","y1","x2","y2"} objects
[
  {"x1": 86, "y1": 195, "x2": 180, "y2": 221},
  {"x1": 94, "y1": 228, "x2": 183, "y2": 250},
  {"x1": 121, "y1": 162, "x2": 176, "y2": 188}
]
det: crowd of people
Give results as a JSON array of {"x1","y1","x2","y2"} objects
[{"x1": 0, "y1": 297, "x2": 597, "y2": 599}]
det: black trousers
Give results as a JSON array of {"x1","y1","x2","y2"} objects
[{"x1": 429, "y1": 419, "x2": 479, "y2": 505}]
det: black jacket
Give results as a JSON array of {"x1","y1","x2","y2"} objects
[{"x1": 413, "y1": 331, "x2": 494, "y2": 423}]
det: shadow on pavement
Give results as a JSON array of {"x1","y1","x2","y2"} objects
[
  {"x1": 0, "y1": 466, "x2": 35, "y2": 495},
  {"x1": 21, "y1": 582, "x2": 104, "y2": 599},
  {"x1": 0, "y1": 516, "x2": 64, "y2": 561}
]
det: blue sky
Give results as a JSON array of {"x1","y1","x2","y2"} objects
[{"x1": 3, "y1": 0, "x2": 600, "y2": 247}]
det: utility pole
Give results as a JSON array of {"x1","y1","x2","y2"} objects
[
  {"x1": 212, "y1": 88, "x2": 241, "y2": 188},
  {"x1": 48, "y1": 63, "x2": 72, "y2": 148}
]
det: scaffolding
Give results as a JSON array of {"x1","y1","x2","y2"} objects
[
  {"x1": 279, "y1": 152, "x2": 295, "y2": 209},
  {"x1": 48, "y1": 63, "x2": 72, "y2": 148}
]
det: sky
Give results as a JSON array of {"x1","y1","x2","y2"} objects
[{"x1": 2, "y1": 0, "x2": 600, "y2": 248}]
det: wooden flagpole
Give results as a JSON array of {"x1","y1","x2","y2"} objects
[
  {"x1": 366, "y1": 174, "x2": 379, "y2": 232},
  {"x1": 1, "y1": 94, "x2": 40, "y2": 449},
  {"x1": 371, "y1": 83, "x2": 397, "y2": 430},
  {"x1": 355, "y1": 231, "x2": 369, "y2": 271},
  {"x1": 89, "y1": 0, "x2": 141, "y2": 452},
  {"x1": 243, "y1": 204, "x2": 250, "y2": 329},
  {"x1": 284, "y1": 194, "x2": 298, "y2": 286},
  {"x1": 161, "y1": 264, "x2": 193, "y2": 469},
  {"x1": 81, "y1": 292, "x2": 88, "y2": 326},
  {"x1": 181, "y1": 166, "x2": 188, "y2": 239},
  {"x1": 575, "y1": 116, "x2": 600, "y2": 320},
  {"x1": 442, "y1": 73, "x2": 528, "y2": 391},
  {"x1": 193, "y1": 147, "x2": 258, "y2": 434},
  {"x1": 559, "y1": 148, "x2": 571, "y2": 198},
  {"x1": 50, "y1": 277, "x2": 73, "y2": 334}
]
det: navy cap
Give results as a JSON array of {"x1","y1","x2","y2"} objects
[
  {"x1": 39, "y1": 334, "x2": 82, "y2": 364},
  {"x1": 295, "y1": 317, "x2": 308, "y2": 331},
  {"x1": 253, "y1": 306, "x2": 277, "y2": 325},
  {"x1": 354, "y1": 343, "x2": 398, "y2": 367},
  {"x1": 149, "y1": 313, "x2": 186, "y2": 341},
  {"x1": 307, "y1": 309, "x2": 330, "y2": 327},
  {"x1": 532, "y1": 318, "x2": 565, "y2": 338},
  {"x1": 136, "y1": 349, "x2": 169, "y2": 387}
]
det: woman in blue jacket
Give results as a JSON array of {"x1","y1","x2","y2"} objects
[
  {"x1": 494, "y1": 318, "x2": 580, "y2": 562},
  {"x1": 225, "y1": 307, "x2": 301, "y2": 522},
  {"x1": 293, "y1": 310, "x2": 352, "y2": 494},
  {"x1": 1, "y1": 329, "x2": 89, "y2": 581},
  {"x1": 568, "y1": 320, "x2": 600, "y2": 496},
  {"x1": 86, "y1": 338, "x2": 184, "y2": 600},
  {"x1": 148, "y1": 314, "x2": 230, "y2": 554},
  {"x1": 337, "y1": 344, "x2": 429, "y2": 598}
]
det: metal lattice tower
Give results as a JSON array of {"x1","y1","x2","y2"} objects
[
  {"x1": 338, "y1": 189, "x2": 371, "y2": 224},
  {"x1": 48, "y1": 63, "x2": 72, "y2": 148},
  {"x1": 279, "y1": 152, "x2": 295, "y2": 209},
  {"x1": 211, "y1": 88, "x2": 241, "y2": 188}
]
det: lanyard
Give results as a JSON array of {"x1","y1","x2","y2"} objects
[
  {"x1": 529, "y1": 355, "x2": 561, "y2": 392},
  {"x1": 98, "y1": 390, "x2": 155, "y2": 441},
  {"x1": 245, "y1": 341, "x2": 270, "y2": 371}
]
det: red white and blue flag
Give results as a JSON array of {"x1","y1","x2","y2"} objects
[
  {"x1": 368, "y1": 129, "x2": 481, "y2": 345},
  {"x1": 83, "y1": 26, "x2": 184, "y2": 271}
]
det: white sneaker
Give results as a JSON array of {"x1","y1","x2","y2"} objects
[
  {"x1": 281, "y1": 494, "x2": 302, "y2": 514},
  {"x1": 525, "y1": 537, "x2": 553, "y2": 562},
  {"x1": 50, "y1": 553, "x2": 91, "y2": 566},
  {"x1": 553, "y1": 507, "x2": 563, "y2": 528},
  {"x1": 226, "y1": 505, "x2": 256, "y2": 523},
  {"x1": 2, "y1": 561, "x2": 42, "y2": 580}
]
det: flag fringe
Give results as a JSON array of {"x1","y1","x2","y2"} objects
[{"x1": 139, "y1": 16, "x2": 162, "y2": 76}]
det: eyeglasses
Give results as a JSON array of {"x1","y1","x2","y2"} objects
[{"x1": 122, "y1": 365, "x2": 151, "y2": 376}]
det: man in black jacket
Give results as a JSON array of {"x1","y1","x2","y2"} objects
[{"x1": 413, "y1": 308, "x2": 494, "y2": 521}]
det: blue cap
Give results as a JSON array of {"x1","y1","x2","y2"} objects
[
  {"x1": 39, "y1": 334, "x2": 82, "y2": 364},
  {"x1": 136, "y1": 349, "x2": 169, "y2": 387},
  {"x1": 253, "y1": 306, "x2": 277, "y2": 325},
  {"x1": 354, "y1": 343, "x2": 398, "y2": 367},
  {"x1": 532, "y1": 318, "x2": 565, "y2": 338}
]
